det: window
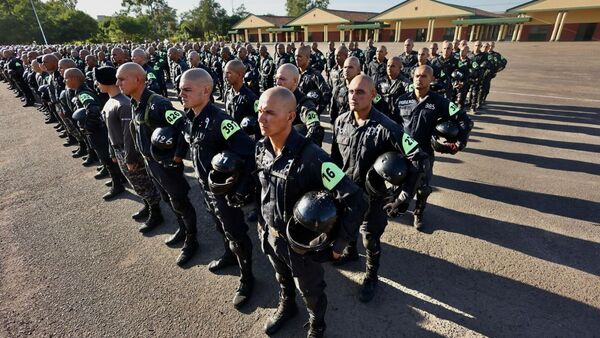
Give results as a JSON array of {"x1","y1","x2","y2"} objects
[
  {"x1": 527, "y1": 25, "x2": 550, "y2": 41},
  {"x1": 415, "y1": 28, "x2": 427, "y2": 42},
  {"x1": 442, "y1": 27, "x2": 455, "y2": 41},
  {"x1": 575, "y1": 23, "x2": 597, "y2": 41}
]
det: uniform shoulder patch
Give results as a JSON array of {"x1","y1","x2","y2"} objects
[
  {"x1": 448, "y1": 102, "x2": 460, "y2": 116},
  {"x1": 408, "y1": 84, "x2": 415, "y2": 92},
  {"x1": 305, "y1": 110, "x2": 319, "y2": 125},
  {"x1": 78, "y1": 93, "x2": 94, "y2": 103},
  {"x1": 472, "y1": 61, "x2": 479, "y2": 68},
  {"x1": 165, "y1": 110, "x2": 183, "y2": 125},
  {"x1": 321, "y1": 162, "x2": 344, "y2": 190},
  {"x1": 147, "y1": 72, "x2": 157, "y2": 80},
  {"x1": 401, "y1": 133, "x2": 418, "y2": 155},
  {"x1": 253, "y1": 100, "x2": 259, "y2": 113},
  {"x1": 373, "y1": 94, "x2": 382, "y2": 104},
  {"x1": 221, "y1": 119, "x2": 241, "y2": 140}
]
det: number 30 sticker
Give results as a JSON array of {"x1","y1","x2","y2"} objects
[{"x1": 321, "y1": 162, "x2": 344, "y2": 190}]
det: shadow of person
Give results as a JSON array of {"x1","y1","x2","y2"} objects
[
  {"x1": 418, "y1": 199, "x2": 600, "y2": 276},
  {"x1": 462, "y1": 147, "x2": 600, "y2": 176},
  {"x1": 472, "y1": 114, "x2": 600, "y2": 137},
  {"x1": 486, "y1": 102, "x2": 600, "y2": 118},
  {"x1": 469, "y1": 131, "x2": 600, "y2": 153}
]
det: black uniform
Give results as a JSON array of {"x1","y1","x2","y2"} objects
[
  {"x1": 130, "y1": 89, "x2": 197, "y2": 240},
  {"x1": 168, "y1": 102, "x2": 256, "y2": 292},
  {"x1": 170, "y1": 57, "x2": 189, "y2": 95},
  {"x1": 376, "y1": 75, "x2": 408, "y2": 117},
  {"x1": 431, "y1": 55, "x2": 459, "y2": 99},
  {"x1": 143, "y1": 62, "x2": 167, "y2": 97},
  {"x1": 310, "y1": 49, "x2": 326, "y2": 73},
  {"x1": 329, "y1": 80, "x2": 349, "y2": 124},
  {"x1": 298, "y1": 67, "x2": 332, "y2": 115},
  {"x1": 453, "y1": 58, "x2": 472, "y2": 109},
  {"x1": 327, "y1": 64, "x2": 343, "y2": 89},
  {"x1": 256, "y1": 129, "x2": 367, "y2": 332},
  {"x1": 367, "y1": 58, "x2": 388, "y2": 85},
  {"x1": 394, "y1": 91, "x2": 472, "y2": 219},
  {"x1": 350, "y1": 47, "x2": 366, "y2": 70},
  {"x1": 258, "y1": 54, "x2": 275, "y2": 92},
  {"x1": 292, "y1": 88, "x2": 325, "y2": 146},
  {"x1": 331, "y1": 107, "x2": 425, "y2": 257},
  {"x1": 225, "y1": 84, "x2": 259, "y2": 137},
  {"x1": 325, "y1": 48, "x2": 336, "y2": 79},
  {"x1": 468, "y1": 52, "x2": 490, "y2": 110},
  {"x1": 364, "y1": 46, "x2": 377, "y2": 72},
  {"x1": 399, "y1": 50, "x2": 418, "y2": 77}
]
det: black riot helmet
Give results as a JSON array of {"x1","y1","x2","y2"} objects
[
  {"x1": 150, "y1": 126, "x2": 178, "y2": 163},
  {"x1": 306, "y1": 90, "x2": 320, "y2": 102},
  {"x1": 293, "y1": 123, "x2": 308, "y2": 137},
  {"x1": 431, "y1": 120, "x2": 460, "y2": 153},
  {"x1": 208, "y1": 150, "x2": 245, "y2": 195},
  {"x1": 451, "y1": 69, "x2": 465, "y2": 81},
  {"x1": 72, "y1": 107, "x2": 87, "y2": 122},
  {"x1": 286, "y1": 190, "x2": 339, "y2": 255},
  {"x1": 240, "y1": 115, "x2": 258, "y2": 135},
  {"x1": 365, "y1": 152, "x2": 408, "y2": 196}
]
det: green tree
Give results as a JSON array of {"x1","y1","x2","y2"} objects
[
  {"x1": 120, "y1": 0, "x2": 177, "y2": 39},
  {"x1": 285, "y1": 0, "x2": 329, "y2": 16},
  {"x1": 179, "y1": 0, "x2": 228, "y2": 40}
]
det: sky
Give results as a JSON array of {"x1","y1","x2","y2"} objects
[{"x1": 76, "y1": 0, "x2": 526, "y2": 18}]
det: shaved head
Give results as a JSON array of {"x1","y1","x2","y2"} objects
[
  {"x1": 64, "y1": 68, "x2": 85, "y2": 81},
  {"x1": 276, "y1": 63, "x2": 300, "y2": 91},
  {"x1": 116, "y1": 62, "x2": 147, "y2": 97},
  {"x1": 179, "y1": 68, "x2": 214, "y2": 112},
  {"x1": 262, "y1": 87, "x2": 296, "y2": 113},
  {"x1": 258, "y1": 87, "x2": 297, "y2": 138},
  {"x1": 117, "y1": 62, "x2": 146, "y2": 80},
  {"x1": 225, "y1": 59, "x2": 246, "y2": 75},
  {"x1": 181, "y1": 68, "x2": 213, "y2": 90},
  {"x1": 58, "y1": 58, "x2": 76, "y2": 69}
]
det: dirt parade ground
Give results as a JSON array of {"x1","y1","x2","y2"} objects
[{"x1": 1, "y1": 42, "x2": 599, "y2": 337}]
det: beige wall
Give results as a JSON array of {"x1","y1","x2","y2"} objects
[
  {"x1": 287, "y1": 8, "x2": 349, "y2": 26},
  {"x1": 373, "y1": 0, "x2": 471, "y2": 21},
  {"x1": 233, "y1": 15, "x2": 275, "y2": 30},
  {"x1": 516, "y1": 0, "x2": 600, "y2": 12}
]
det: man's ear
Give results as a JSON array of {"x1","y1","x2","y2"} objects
[{"x1": 289, "y1": 110, "x2": 296, "y2": 121}]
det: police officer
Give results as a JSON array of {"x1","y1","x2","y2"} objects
[
  {"x1": 376, "y1": 56, "x2": 408, "y2": 117},
  {"x1": 453, "y1": 46, "x2": 472, "y2": 110},
  {"x1": 220, "y1": 47, "x2": 235, "y2": 102},
  {"x1": 399, "y1": 39, "x2": 418, "y2": 77},
  {"x1": 295, "y1": 46, "x2": 331, "y2": 117},
  {"x1": 364, "y1": 39, "x2": 377, "y2": 72},
  {"x1": 258, "y1": 45, "x2": 275, "y2": 93},
  {"x1": 481, "y1": 41, "x2": 507, "y2": 106},
  {"x1": 64, "y1": 68, "x2": 126, "y2": 200},
  {"x1": 110, "y1": 47, "x2": 127, "y2": 68},
  {"x1": 394, "y1": 65, "x2": 473, "y2": 229},
  {"x1": 274, "y1": 42, "x2": 294, "y2": 71},
  {"x1": 131, "y1": 48, "x2": 167, "y2": 97},
  {"x1": 327, "y1": 45, "x2": 348, "y2": 89},
  {"x1": 468, "y1": 40, "x2": 489, "y2": 113},
  {"x1": 431, "y1": 41, "x2": 459, "y2": 100},
  {"x1": 256, "y1": 87, "x2": 366, "y2": 338},
  {"x1": 329, "y1": 56, "x2": 360, "y2": 124},
  {"x1": 429, "y1": 42, "x2": 439, "y2": 59},
  {"x1": 224, "y1": 60, "x2": 260, "y2": 138},
  {"x1": 324, "y1": 41, "x2": 336, "y2": 80},
  {"x1": 349, "y1": 41, "x2": 366, "y2": 70},
  {"x1": 331, "y1": 74, "x2": 426, "y2": 302},
  {"x1": 237, "y1": 46, "x2": 259, "y2": 96},
  {"x1": 6, "y1": 50, "x2": 35, "y2": 106},
  {"x1": 94, "y1": 66, "x2": 163, "y2": 227},
  {"x1": 168, "y1": 47, "x2": 189, "y2": 96},
  {"x1": 168, "y1": 68, "x2": 256, "y2": 308},
  {"x1": 366, "y1": 45, "x2": 388, "y2": 85},
  {"x1": 275, "y1": 64, "x2": 325, "y2": 146},
  {"x1": 309, "y1": 42, "x2": 326, "y2": 73},
  {"x1": 116, "y1": 63, "x2": 199, "y2": 267}
]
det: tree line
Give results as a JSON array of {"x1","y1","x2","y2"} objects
[{"x1": 0, "y1": 0, "x2": 329, "y2": 44}]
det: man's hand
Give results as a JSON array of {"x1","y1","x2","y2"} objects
[
  {"x1": 332, "y1": 251, "x2": 342, "y2": 260},
  {"x1": 384, "y1": 197, "x2": 409, "y2": 217},
  {"x1": 112, "y1": 157, "x2": 118, "y2": 163},
  {"x1": 173, "y1": 156, "x2": 183, "y2": 163},
  {"x1": 445, "y1": 142, "x2": 459, "y2": 155},
  {"x1": 126, "y1": 162, "x2": 138, "y2": 172}
]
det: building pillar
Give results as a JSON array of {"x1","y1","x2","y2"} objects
[
  {"x1": 469, "y1": 25, "x2": 475, "y2": 41},
  {"x1": 555, "y1": 11, "x2": 567, "y2": 41},
  {"x1": 244, "y1": 29, "x2": 249, "y2": 42},
  {"x1": 374, "y1": 28, "x2": 380, "y2": 42},
  {"x1": 291, "y1": 31, "x2": 295, "y2": 42},
  {"x1": 270, "y1": 32, "x2": 274, "y2": 42},
  {"x1": 324, "y1": 24, "x2": 328, "y2": 42},
  {"x1": 258, "y1": 28, "x2": 263, "y2": 43},
  {"x1": 349, "y1": 30, "x2": 353, "y2": 42},
  {"x1": 427, "y1": 18, "x2": 436, "y2": 42},
  {"x1": 550, "y1": 11, "x2": 563, "y2": 41},
  {"x1": 340, "y1": 29, "x2": 345, "y2": 42},
  {"x1": 395, "y1": 20, "x2": 402, "y2": 42},
  {"x1": 304, "y1": 26, "x2": 308, "y2": 42},
  {"x1": 496, "y1": 24, "x2": 503, "y2": 41}
]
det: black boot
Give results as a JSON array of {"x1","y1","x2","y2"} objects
[
  {"x1": 231, "y1": 238, "x2": 254, "y2": 308},
  {"x1": 63, "y1": 135, "x2": 77, "y2": 147},
  {"x1": 165, "y1": 218, "x2": 186, "y2": 247},
  {"x1": 139, "y1": 203, "x2": 163, "y2": 233},
  {"x1": 264, "y1": 291, "x2": 298, "y2": 335},
  {"x1": 208, "y1": 237, "x2": 237, "y2": 272},
  {"x1": 359, "y1": 251, "x2": 380, "y2": 303},
  {"x1": 82, "y1": 152, "x2": 98, "y2": 166},
  {"x1": 102, "y1": 163, "x2": 125, "y2": 201},
  {"x1": 94, "y1": 165, "x2": 109, "y2": 179},
  {"x1": 131, "y1": 200, "x2": 150, "y2": 220},
  {"x1": 58, "y1": 131, "x2": 68, "y2": 138},
  {"x1": 176, "y1": 233, "x2": 199, "y2": 267},
  {"x1": 413, "y1": 195, "x2": 427, "y2": 231},
  {"x1": 303, "y1": 294, "x2": 327, "y2": 338},
  {"x1": 332, "y1": 242, "x2": 359, "y2": 266}
]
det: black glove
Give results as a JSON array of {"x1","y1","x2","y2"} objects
[
  {"x1": 308, "y1": 247, "x2": 334, "y2": 263},
  {"x1": 226, "y1": 192, "x2": 248, "y2": 208},
  {"x1": 384, "y1": 197, "x2": 410, "y2": 218}
]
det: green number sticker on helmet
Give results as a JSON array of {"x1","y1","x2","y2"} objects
[
  {"x1": 147, "y1": 72, "x2": 157, "y2": 80},
  {"x1": 254, "y1": 100, "x2": 259, "y2": 113},
  {"x1": 321, "y1": 162, "x2": 344, "y2": 190},
  {"x1": 221, "y1": 120, "x2": 241, "y2": 140},
  {"x1": 449, "y1": 102, "x2": 460, "y2": 116},
  {"x1": 165, "y1": 110, "x2": 183, "y2": 125},
  {"x1": 305, "y1": 110, "x2": 319, "y2": 125},
  {"x1": 373, "y1": 94, "x2": 381, "y2": 104},
  {"x1": 401, "y1": 133, "x2": 418, "y2": 155},
  {"x1": 78, "y1": 93, "x2": 94, "y2": 103}
]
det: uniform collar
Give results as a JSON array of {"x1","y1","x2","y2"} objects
[
  {"x1": 264, "y1": 128, "x2": 304, "y2": 158},
  {"x1": 131, "y1": 87, "x2": 153, "y2": 110}
]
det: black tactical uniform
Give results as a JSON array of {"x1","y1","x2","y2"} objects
[
  {"x1": 329, "y1": 79, "x2": 349, "y2": 124},
  {"x1": 168, "y1": 102, "x2": 256, "y2": 307},
  {"x1": 431, "y1": 54, "x2": 459, "y2": 99},
  {"x1": 468, "y1": 51, "x2": 490, "y2": 111},
  {"x1": 325, "y1": 48, "x2": 336, "y2": 79},
  {"x1": 130, "y1": 89, "x2": 198, "y2": 265},
  {"x1": 399, "y1": 50, "x2": 418, "y2": 77},
  {"x1": 225, "y1": 84, "x2": 259, "y2": 138},
  {"x1": 298, "y1": 67, "x2": 331, "y2": 115},
  {"x1": 143, "y1": 62, "x2": 167, "y2": 97},
  {"x1": 327, "y1": 64, "x2": 343, "y2": 89},
  {"x1": 367, "y1": 57, "x2": 388, "y2": 85},
  {"x1": 258, "y1": 54, "x2": 275, "y2": 93},
  {"x1": 350, "y1": 47, "x2": 366, "y2": 70},
  {"x1": 170, "y1": 57, "x2": 189, "y2": 95},
  {"x1": 394, "y1": 91, "x2": 472, "y2": 225},
  {"x1": 310, "y1": 49, "x2": 326, "y2": 73},
  {"x1": 453, "y1": 58, "x2": 472, "y2": 109},
  {"x1": 256, "y1": 129, "x2": 367, "y2": 337},
  {"x1": 275, "y1": 51, "x2": 295, "y2": 70},
  {"x1": 364, "y1": 45, "x2": 377, "y2": 72},
  {"x1": 292, "y1": 88, "x2": 325, "y2": 146},
  {"x1": 7, "y1": 56, "x2": 35, "y2": 105},
  {"x1": 376, "y1": 75, "x2": 408, "y2": 117},
  {"x1": 331, "y1": 106, "x2": 426, "y2": 301}
]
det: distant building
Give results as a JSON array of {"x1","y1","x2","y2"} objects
[{"x1": 230, "y1": 15, "x2": 293, "y2": 43}]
